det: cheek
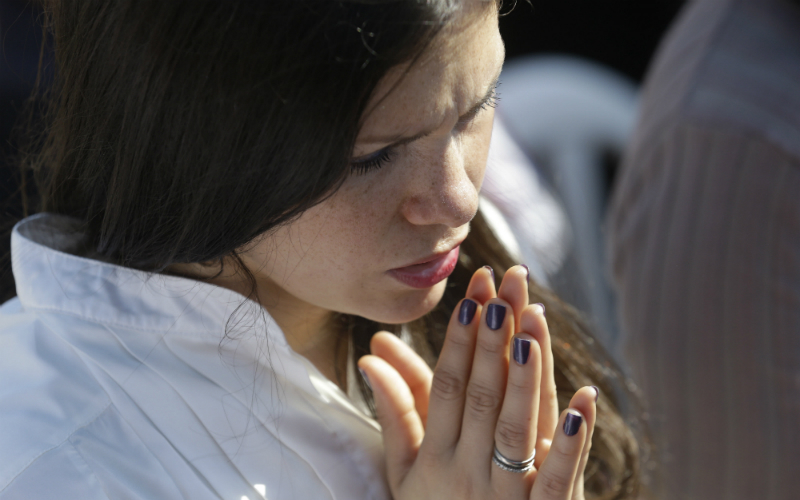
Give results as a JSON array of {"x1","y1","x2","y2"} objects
[
  {"x1": 287, "y1": 190, "x2": 398, "y2": 274},
  {"x1": 333, "y1": 180, "x2": 404, "y2": 242}
]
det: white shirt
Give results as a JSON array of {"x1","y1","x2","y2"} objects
[{"x1": 0, "y1": 213, "x2": 390, "y2": 500}]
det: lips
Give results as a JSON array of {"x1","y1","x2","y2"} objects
[{"x1": 388, "y1": 245, "x2": 460, "y2": 289}]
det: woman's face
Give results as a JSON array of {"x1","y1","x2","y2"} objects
[{"x1": 239, "y1": 7, "x2": 505, "y2": 332}]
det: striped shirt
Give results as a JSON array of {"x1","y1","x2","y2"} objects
[{"x1": 608, "y1": 0, "x2": 800, "y2": 498}]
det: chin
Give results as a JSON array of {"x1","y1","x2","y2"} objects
[{"x1": 363, "y1": 278, "x2": 449, "y2": 325}]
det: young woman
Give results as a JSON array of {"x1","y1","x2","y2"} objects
[{"x1": 0, "y1": 1, "x2": 641, "y2": 499}]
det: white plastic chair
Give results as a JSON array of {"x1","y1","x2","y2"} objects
[{"x1": 496, "y1": 55, "x2": 638, "y2": 357}]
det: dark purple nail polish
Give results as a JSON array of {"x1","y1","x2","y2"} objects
[
  {"x1": 486, "y1": 303, "x2": 506, "y2": 330},
  {"x1": 358, "y1": 367, "x2": 372, "y2": 390},
  {"x1": 513, "y1": 337, "x2": 531, "y2": 365},
  {"x1": 521, "y1": 264, "x2": 530, "y2": 281},
  {"x1": 459, "y1": 299, "x2": 477, "y2": 325},
  {"x1": 591, "y1": 386, "x2": 600, "y2": 402},
  {"x1": 563, "y1": 411, "x2": 583, "y2": 436},
  {"x1": 483, "y1": 265, "x2": 494, "y2": 280},
  {"x1": 534, "y1": 303, "x2": 545, "y2": 314}
]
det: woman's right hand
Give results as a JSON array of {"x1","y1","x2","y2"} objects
[{"x1": 358, "y1": 265, "x2": 598, "y2": 500}]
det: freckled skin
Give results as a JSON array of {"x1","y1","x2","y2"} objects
[{"x1": 206, "y1": 6, "x2": 505, "y2": 375}]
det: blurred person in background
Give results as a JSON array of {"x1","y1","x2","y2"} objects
[{"x1": 609, "y1": 0, "x2": 800, "y2": 498}]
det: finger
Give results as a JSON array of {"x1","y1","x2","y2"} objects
[
  {"x1": 465, "y1": 265, "x2": 497, "y2": 304},
  {"x1": 457, "y1": 296, "x2": 515, "y2": 473},
  {"x1": 530, "y1": 408, "x2": 587, "y2": 500},
  {"x1": 491, "y1": 334, "x2": 542, "y2": 495},
  {"x1": 358, "y1": 355, "x2": 424, "y2": 490},
  {"x1": 422, "y1": 296, "x2": 482, "y2": 455},
  {"x1": 370, "y1": 331, "x2": 433, "y2": 426},
  {"x1": 519, "y1": 303, "x2": 559, "y2": 466},
  {"x1": 497, "y1": 264, "x2": 529, "y2": 329},
  {"x1": 567, "y1": 386, "x2": 598, "y2": 499}
]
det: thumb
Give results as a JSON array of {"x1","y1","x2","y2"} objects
[{"x1": 359, "y1": 354, "x2": 424, "y2": 490}]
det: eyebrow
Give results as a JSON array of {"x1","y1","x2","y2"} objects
[{"x1": 357, "y1": 71, "x2": 503, "y2": 149}]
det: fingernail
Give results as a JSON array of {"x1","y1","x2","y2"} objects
[
  {"x1": 534, "y1": 303, "x2": 545, "y2": 315},
  {"x1": 563, "y1": 410, "x2": 583, "y2": 436},
  {"x1": 521, "y1": 264, "x2": 530, "y2": 281},
  {"x1": 591, "y1": 385, "x2": 600, "y2": 402},
  {"x1": 483, "y1": 265, "x2": 494, "y2": 280},
  {"x1": 486, "y1": 303, "x2": 506, "y2": 330},
  {"x1": 513, "y1": 337, "x2": 531, "y2": 365},
  {"x1": 358, "y1": 367, "x2": 372, "y2": 390},
  {"x1": 458, "y1": 299, "x2": 477, "y2": 325}
]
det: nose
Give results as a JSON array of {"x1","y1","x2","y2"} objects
[{"x1": 400, "y1": 136, "x2": 481, "y2": 228}]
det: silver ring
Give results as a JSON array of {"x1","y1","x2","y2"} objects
[{"x1": 492, "y1": 445, "x2": 536, "y2": 473}]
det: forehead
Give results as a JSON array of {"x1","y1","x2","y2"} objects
[{"x1": 357, "y1": 6, "x2": 503, "y2": 144}]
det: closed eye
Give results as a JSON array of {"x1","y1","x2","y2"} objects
[
  {"x1": 348, "y1": 76, "x2": 501, "y2": 176},
  {"x1": 349, "y1": 147, "x2": 396, "y2": 176},
  {"x1": 457, "y1": 81, "x2": 500, "y2": 126}
]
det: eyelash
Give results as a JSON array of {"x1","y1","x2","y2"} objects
[
  {"x1": 349, "y1": 148, "x2": 396, "y2": 176},
  {"x1": 349, "y1": 85, "x2": 500, "y2": 176},
  {"x1": 482, "y1": 85, "x2": 501, "y2": 110},
  {"x1": 460, "y1": 85, "x2": 501, "y2": 123}
]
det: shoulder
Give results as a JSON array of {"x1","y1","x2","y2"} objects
[
  {"x1": 0, "y1": 440, "x2": 109, "y2": 500},
  {"x1": 0, "y1": 304, "x2": 186, "y2": 498},
  {"x1": 0, "y1": 299, "x2": 105, "y2": 489},
  {"x1": 636, "y1": 0, "x2": 800, "y2": 160},
  {"x1": 0, "y1": 300, "x2": 114, "y2": 497},
  {"x1": 0, "y1": 406, "x2": 187, "y2": 500},
  {"x1": 611, "y1": 123, "x2": 800, "y2": 243}
]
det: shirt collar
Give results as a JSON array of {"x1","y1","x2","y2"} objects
[{"x1": 12, "y1": 212, "x2": 288, "y2": 347}]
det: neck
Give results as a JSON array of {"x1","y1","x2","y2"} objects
[
  {"x1": 258, "y1": 281, "x2": 346, "y2": 385},
  {"x1": 167, "y1": 260, "x2": 348, "y2": 390}
]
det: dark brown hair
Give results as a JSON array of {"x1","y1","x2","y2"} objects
[{"x1": 23, "y1": 1, "x2": 643, "y2": 498}]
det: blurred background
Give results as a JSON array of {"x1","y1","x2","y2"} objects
[
  {"x1": 495, "y1": 0, "x2": 685, "y2": 360},
  {"x1": 1, "y1": 0, "x2": 48, "y2": 303},
  {"x1": 0, "y1": 0, "x2": 685, "y2": 347}
]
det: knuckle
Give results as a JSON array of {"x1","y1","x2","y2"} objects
[
  {"x1": 548, "y1": 443, "x2": 574, "y2": 463},
  {"x1": 542, "y1": 381, "x2": 558, "y2": 401},
  {"x1": 537, "y1": 469, "x2": 572, "y2": 497},
  {"x1": 506, "y1": 375, "x2": 531, "y2": 394},
  {"x1": 476, "y1": 335, "x2": 503, "y2": 356},
  {"x1": 465, "y1": 383, "x2": 501, "y2": 418},
  {"x1": 445, "y1": 328, "x2": 473, "y2": 349},
  {"x1": 495, "y1": 417, "x2": 529, "y2": 449},
  {"x1": 431, "y1": 369, "x2": 464, "y2": 401}
]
